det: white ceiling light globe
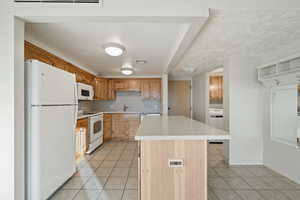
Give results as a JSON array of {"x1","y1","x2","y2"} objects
[
  {"x1": 105, "y1": 46, "x2": 123, "y2": 56},
  {"x1": 121, "y1": 68, "x2": 134, "y2": 75},
  {"x1": 103, "y1": 43, "x2": 125, "y2": 56},
  {"x1": 121, "y1": 63, "x2": 134, "y2": 75}
]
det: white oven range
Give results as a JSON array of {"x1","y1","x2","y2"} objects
[{"x1": 86, "y1": 112, "x2": 103, "y2": 154}]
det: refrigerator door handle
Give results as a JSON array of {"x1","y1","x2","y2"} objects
[
  {"x1": 74, "y1": 82, "x2": 78, "y2": 105},
  {"x1": 73, "y1": 82, "x2": 78, "y2": 129},
  {"x1": 74, "y1": 105, "x2": 78, "y2": 129}
]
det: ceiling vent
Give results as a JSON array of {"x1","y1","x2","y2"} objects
[{"x1": 15, "y1": 0, "x2": 102, "y2": 4}]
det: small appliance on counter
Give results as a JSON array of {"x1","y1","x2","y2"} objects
[
  {"x1": 25, "y1": 60, "x2": 77, "y2": 200},
  {"x1": 77, "y1": 82, "x2": 94, "y2": 100}
]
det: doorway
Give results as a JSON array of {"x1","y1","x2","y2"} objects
[
  {"x1": 168, "y1": 80, "x2": 191, "y2": 117},
  {"x1": 207, "y1": 68, "x2": 224, "y2": 129}
]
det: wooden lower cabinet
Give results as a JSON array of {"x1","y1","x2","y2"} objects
[
  {"x1": 112, "y1": 118, "x2": 129, "y2": 140},
  {"x1": 139, "y1": 140, "x2": 207, "y2": 200},
  {"x1": 111, "y1": 113, "x2": 140, "y2": 140},
  {"x1": 103, "y1": 114, "x2": 112, "y2": 142},
  {"x1": 128, "y1": 119, "x2": 140, "y2": 139}
]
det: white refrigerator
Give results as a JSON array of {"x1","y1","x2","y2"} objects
[{"x1": 25, "y1": 60, "x2": 78, "y2": 200}]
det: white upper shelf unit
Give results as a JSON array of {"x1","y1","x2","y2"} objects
[{"x1": 257, "y1": 54, "x2": 300, "y2": 81}]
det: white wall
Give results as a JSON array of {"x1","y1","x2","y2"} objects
[
  {"x1": 192, "y1": 73, "x2": 207, "y2": 122},
  {"x1": 226, "y1": 55, "x2": 264, "y2": 165},
  {"x1": 260, "y1": 42, "x2": 300, "y2": 184},
  {"x1": 14, "y1": 18, "x2": 25, "y2": 200},
  {"x1": 162, "y1": 73, "x2": 169, "y2": 115},
  {"x1": 0, "y1": 1, "x2": 15, "y2": 199}
]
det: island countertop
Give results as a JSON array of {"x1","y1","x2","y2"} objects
[{"x1": 135, "y1": 115, "x2": 230, "y2": 140}]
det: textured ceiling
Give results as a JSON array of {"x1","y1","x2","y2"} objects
[{"x1": 172, "y1": 9, "x2": 300, "y2": 77}]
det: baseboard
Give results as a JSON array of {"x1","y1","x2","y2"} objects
[
  {"x1": 264, "y1": 163, "x2": 300, "y2": 184},
  {"x1": 229, "y1": 160, "x2": 263, "y2": 165}
]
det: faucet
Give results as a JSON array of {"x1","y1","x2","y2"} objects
[{"x1": 123, "y1": 104, "x2": 129, "y2": 112}]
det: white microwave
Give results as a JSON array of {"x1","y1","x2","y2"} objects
[{"x1": 77, "y1": 83, "x2": 94, "y2": 100}]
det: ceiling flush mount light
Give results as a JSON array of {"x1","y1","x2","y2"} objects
[
  {"x1": 103, "y1": 42, "x2": 125, "y2": 56},
  {"x1": 121, "y1": 63, "x2": 134, "y2": 75}
]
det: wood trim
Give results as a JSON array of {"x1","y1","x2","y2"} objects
[{"x1": 25, "y1": 41, "x2": 96, "y2": 85}]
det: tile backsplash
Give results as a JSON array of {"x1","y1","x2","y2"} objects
[
  {"x1": 78, "y1": 91, "x2": 160, "y2": 113},
  {"x1": 78, "y1": 100, "x2": 92, "y2": 112}
]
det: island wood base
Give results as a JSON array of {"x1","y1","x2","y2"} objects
[{"x1": 138, "y1": 140, "x2": 207, "y2": 200}]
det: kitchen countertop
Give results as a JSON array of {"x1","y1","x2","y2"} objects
[
  {"x1": 103, "y1": 111, "x2": 142, "y2": 114},
  {"x1": 77, "y1": 113, "x2": 98, "y2": 120},
  {"x1": 135, "y1": 115, "x2": 230, "y2": 141},
  {"x1": 77, "y1": 111, "x2": 161, "y2": 120}
]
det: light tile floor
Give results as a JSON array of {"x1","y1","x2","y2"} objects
[{"x1": 49, "y1": 141, "x2": 300, "y2": 200}]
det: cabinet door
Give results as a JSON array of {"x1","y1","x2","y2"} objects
[
  {"x1": 114, "y1": 79, "x2": 128, "y2": 91},
  {"x1": 140, "y1": 140, "x2": 207, "y2": 200},
  {"x1": 103, "y1": 114, "x2": 112, "y2": 141},
  {"x1": 150, "y1": 80, "x2": 161, "y2": 100},
  {"x1": 107, "y1": 79, "x2": 116, "y2": 100},
  {"x1": 209, "y1": 76, "x2": 223, "y2": 101},
  {"x1": 128, "y1": 79, "x2": 141, "y2": 91},
  {"x1": 142, "y1": 80, "x2": 151, "y2": 99},
  {"x1": 94, "y1": 78, "x2": 108, "y2": 100},
  {"x1": 112, "y1": 118, "x2": 129, "y2": 140},
  {"x1": 128, "y1": 118, "x2": 141, "y2": 140}
]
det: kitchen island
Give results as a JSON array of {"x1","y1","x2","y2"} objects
[{"x1": 135, "y1": 115, "x2": 230, "y2": 200}]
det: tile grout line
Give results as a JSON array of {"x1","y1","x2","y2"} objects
[{"x1": 71, "y1": 143, "x2": 113, "y2": 200}]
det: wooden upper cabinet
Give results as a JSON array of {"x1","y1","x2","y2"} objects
[
  {"x1": 114, "y1": 79, "x2": 128, "y2": 91},
  {"x1": 114, "y1": 79, "x2": 141, "y2": 91},
  {"x1": 94, "y1": 77, "x2": 108, "y2": 100},
  {"x1": 142, "y1": 79, "x2": 161, "y2": 100},
  {"x1": 142, "y1": 80, "x2": 151, "y2": 99},
  {"x1": 209, "y1": 76, "x2": 223, "y2": 101},
  {"x1": 107, "y1": 79, "x2": 116, "y2": 100},
  {"x1": 127, "y1": 79, "x2": 141, "y2": 91},
  {"x1": 150, "y1": 79, "x2": 161, "y2": 99}
]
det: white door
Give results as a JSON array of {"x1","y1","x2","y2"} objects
[
  {"x1": 271, "y1": 85, "x2": 298, "y2": 147},
  {"x1": 29, "y1": 106, "x2": 76, "y2": 200},
  {"x1": 27, "y1": 60, "x2": 76, "y2": 105}
]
